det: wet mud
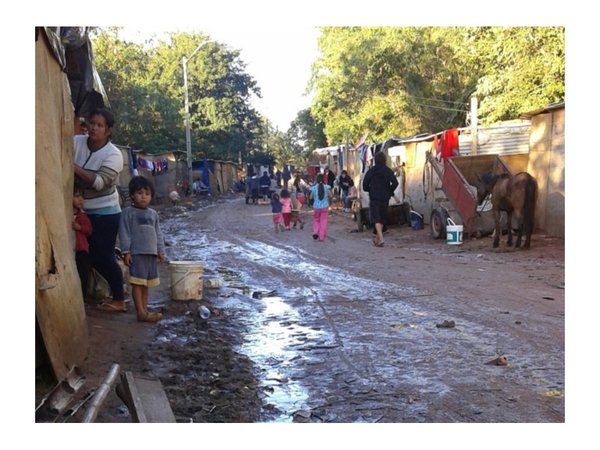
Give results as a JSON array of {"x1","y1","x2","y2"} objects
[{"x1": 68, "y1": 193, "x2": 565, "y2": 423}]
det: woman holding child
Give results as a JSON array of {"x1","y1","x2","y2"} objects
[{"x1": 73, "y1": 107, "x2": 126, "y2": 312}]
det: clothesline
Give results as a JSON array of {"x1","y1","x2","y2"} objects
[{"x1": 128, "y1": 148, "x2": 170, "y2": 176}]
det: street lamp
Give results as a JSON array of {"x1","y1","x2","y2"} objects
[{"x1": 182, "y1": 41, "x2": 209, "y2": 191}]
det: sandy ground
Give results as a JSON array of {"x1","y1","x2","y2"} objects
[{"x1": 35, "y1": 192, "x2": 565, "y2": 429}]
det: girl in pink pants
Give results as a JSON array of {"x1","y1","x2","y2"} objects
[{"x1": 308, "y1": 173, "x2": 333, "y2": 241}]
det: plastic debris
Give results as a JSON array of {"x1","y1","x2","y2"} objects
[
  {"x1": 436, "y1": 320, "x2": 456, "y2": 328},
  {"x1": 485, "y1": 356, "x2": 508, "y2": 366}
]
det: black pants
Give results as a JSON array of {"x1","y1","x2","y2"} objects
[
  {"x1": 75, "y1": 250, "x2": 91, "y2": 298},
  {"x1": 87, "y1": 212, "x2": 124, "y2": 301}
]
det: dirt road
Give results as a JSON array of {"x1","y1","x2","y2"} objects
[{"x1": 57, "y1": 192, "x2": 564, "y2": 424}]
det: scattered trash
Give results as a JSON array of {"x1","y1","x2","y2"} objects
[
  {"x1": 515, "y1": 321, "x2": 522, "y2": 325},
  {"x1": 486, "y1": 356, "x2": 508, "y2": 366},
  {"x1": 544, "y1": 389, "x2": 564, "y2": 397},
  {"x1": 36, "y1": 366, "x2": 87, "y2": 417},
  {"x1": 542, "y1": 296, "x2": 555, "y2": 301},
  {"x1": 252, "y1": 290, "x2": 278, "y2": 299},
  {"x1": 292, "y1": 409, "x2": 313, "y2": 422},
  {"x1": 198, "y1": 305, "x2": 211, "y2": 319},
  {"x1": 436, "y1": 320, "x2": 456, "y2": 328},
  {"x1": 267, "y1": 376, "x2": 289, "y2": 384},
  {"x1": 204, "y1": 277, "x2": 223, "y2": 289},
  {"x1": 168, "y1": 190, "x2": 181, "y2": 205}
]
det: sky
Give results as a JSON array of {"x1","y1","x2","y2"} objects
[{"x1": 119, "y1": 26, "x2": 320, "y2": 131}]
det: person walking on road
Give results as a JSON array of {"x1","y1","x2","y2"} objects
[
  {"x1": 270, "y1": 192, "x2": 284, "y2": 232},
  {"x1": 362, "y1": 151, "x2": 399, "y2": 247},
  {"x1": 308, "y1": 173, "x2": 333, "y2": 242},
  {"x1": 280, "y1": 188, "x2": 293, "y2": 231},
  {"x1": 259, "y1": 171, "x2": 271, "y2": 200}
]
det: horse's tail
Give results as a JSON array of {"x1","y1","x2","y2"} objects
[{"x1": 523, "y1": 173, "x2": 537, "y2": 235}]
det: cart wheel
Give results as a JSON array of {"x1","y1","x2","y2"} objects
[{"x1": 430, "y1": 207, "x2": 448, "y2": 239}]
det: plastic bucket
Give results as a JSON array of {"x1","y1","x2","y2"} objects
[
  {"x1": 169, "y1": 261, "x2": 204, "y2": 300},
  {"x1": 446, "y1": 218, "x2": 463, "y2": 245},
  {"x1": 410, "y1": 210, "x2": 424, "y2": 230}
]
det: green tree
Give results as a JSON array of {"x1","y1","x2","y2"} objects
[
  {"x1": 309, "y1": 26, "x2": 565, "y2": 143},
  {"x1": 92, "y1": 29, "x2": 182, "y2": 151},
  {"x1": 91, "y1": 29, "x2": 263, "y2": 161},
  {"x1": 286, "y1": 108, "x2": 327, "y2": 165},
  {"x1": 152, "y1": 33, "x2": 262, "y2": 161},
  {"x1": 467, "y1": 27, "x2": 565, "y2": 124}
]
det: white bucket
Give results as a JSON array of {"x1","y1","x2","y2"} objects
[
  {"x1": 446, "y1": 218, "x2": 463, "y2": 245},
  {"x1": 169, "y1": 261, "x2": 204, "y2": 300}
]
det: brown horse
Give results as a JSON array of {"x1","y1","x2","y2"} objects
[{"x1": 476, "y1": 172, "x2": 538, "y2": 249}]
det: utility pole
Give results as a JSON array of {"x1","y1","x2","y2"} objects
[
  {"x1": 182, "y1": 41, "x2": 209, "y2": 192},
  {"x1": 470, "y1": 96, "x2": 478, "y2": 156}
]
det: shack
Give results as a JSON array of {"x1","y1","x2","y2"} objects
[
  {"x1": 520, "y1": 103, "x2": 565, "y2": 238},
  {"x1": 36, "y1": 27, "x2": 107, "y2": 380},
  {"x1": 192, "y1": 159, "x2": 240, "y2": 195}
]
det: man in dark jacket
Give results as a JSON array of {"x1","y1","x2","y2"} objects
[
  {"x1": 259, "y1": 171, "x2": 271, "y2": 200},
  {"x1": 362, "y1": 151, "x2": 399, "y2": 247}
]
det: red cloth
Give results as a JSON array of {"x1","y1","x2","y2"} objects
[
  {"x1": 74, "y1": 209, "x2": 92, "y2": 252},
  {"x1": 441, "y1": 128, "x2": 459, "y2": 158}
]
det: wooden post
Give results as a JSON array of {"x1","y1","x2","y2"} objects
[{"x1": 470, "y1": 97, "x2": 478, "y2": 155}]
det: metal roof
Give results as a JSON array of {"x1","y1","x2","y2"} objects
[{"x1": 520, "y1": 102, "x2": 565, "y2": 119}]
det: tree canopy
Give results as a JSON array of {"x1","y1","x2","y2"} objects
[
  {"x1": 89, "y1": 26, "x2": 564, "y2": 167},
  {"x1": 91, "y1": 29, "x2": 263, "y2": 162},
  {"x1": 309, "y1": 26, "x2": 565, "y2": 144}
]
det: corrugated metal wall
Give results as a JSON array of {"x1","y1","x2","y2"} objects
[{"x1": 459, "y1": 124, "x2": 531, "y2": 156}]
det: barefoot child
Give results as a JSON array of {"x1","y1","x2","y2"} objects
[
  {"x1": 270, "y1": 192, "x2": 284, "y2": 232},
  {"x1": 119, "y1": 176, "x2": 167, "y2": 322},
  {"x1": 280, "y1": 188, "x2": 293, "y2": 230},
  {"x1": 291, "y1": 195, "x2": 304, "y2": 229}
]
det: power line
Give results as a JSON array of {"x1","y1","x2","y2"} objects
[
  {"x1": 410, "y1": 101, "x2": 469, "y2": 113},
  {"x1": 404, "y1": 93, "x2": 469, "y2": 106}
]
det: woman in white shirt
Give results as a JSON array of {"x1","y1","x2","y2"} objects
[{"x1": 73, "y1": 107, "x2": 126, "y2": 312}]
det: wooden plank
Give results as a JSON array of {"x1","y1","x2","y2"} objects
[
  {"x1": 36, "y1": 33, "x2": 89, "y2": 381},
  {"x1": 117, "y1": 371, "x2": 176, "y2": 423}
]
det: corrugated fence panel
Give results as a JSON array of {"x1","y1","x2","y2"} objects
[{"x1": 459, "y1": 124, "x2": 530, "y2": 156}]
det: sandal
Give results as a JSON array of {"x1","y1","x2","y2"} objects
[
  {"x1": 138, "y1": 312, "x2": 162, "y2": 323},
  {"x1": 97, "y1": 301, "x2": 127, "y2": 313},
  {"x1": 372, "y1": 238, "x2": 384, "y2": 247}
]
